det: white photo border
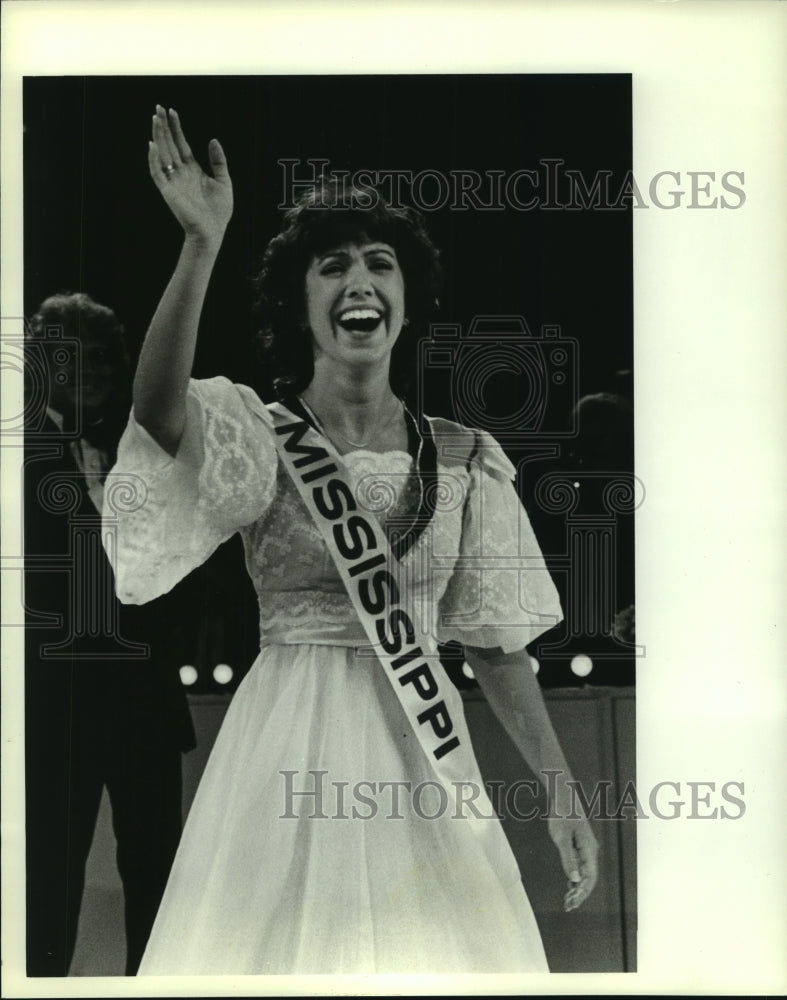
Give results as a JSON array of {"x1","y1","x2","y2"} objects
[{"x1": 2, "y1": 1, "x2": 786, "y2": 996}]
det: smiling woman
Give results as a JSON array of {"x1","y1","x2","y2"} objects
[
  {"x1": 309, "y1": 242, "x2": 403, "y2": 345},
  {"x1": 301, "y1": 239, "x2": 407, "y2": 451},
  {"x1": 102, "y1": 105, "x2": 597, "y2": 975},
  {"x1": 252, "y1": 177, "x2": 442, "y2": 404}
]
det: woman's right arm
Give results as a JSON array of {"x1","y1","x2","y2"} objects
[{"x1": 134, "y1": 105, "x2": 234, "y2": 456}]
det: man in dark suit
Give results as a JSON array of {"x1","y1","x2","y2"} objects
[{"x1": 24, "y1": 292, "x2": 195, "y2": 976}]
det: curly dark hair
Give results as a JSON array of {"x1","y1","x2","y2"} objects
[
  {"x1": 28, "y1": 292, "x2": 128, "y2": 362},
  {"x1": 252, "y1": 177, "x2": 442, "y2": 397}
]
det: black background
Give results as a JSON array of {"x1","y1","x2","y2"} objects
[{"x1": 24, "y1": 74, "x2": 634, "y2": 689}]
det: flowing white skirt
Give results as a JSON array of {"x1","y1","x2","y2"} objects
[{"x1": 138, "y1": 643, "x2": 549, "y2": 975}]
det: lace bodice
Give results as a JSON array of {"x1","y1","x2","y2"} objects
[{"x1": 103, "y1": 377, "x2": 563, "y2": 653}]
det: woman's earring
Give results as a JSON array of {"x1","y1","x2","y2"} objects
[{"x1": 403, "y1": 317, "x2": 411, "y2": 327}]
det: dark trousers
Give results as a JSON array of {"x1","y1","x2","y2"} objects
[{"x1": 25, "y1": 674, "x2": 184, "y2": 977}]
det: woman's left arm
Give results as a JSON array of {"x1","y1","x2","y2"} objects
[{"x1": 465, "y1": 643, "x2": 600, "y2": 912}]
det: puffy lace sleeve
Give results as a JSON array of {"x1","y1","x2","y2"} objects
[
  {"x1": 436, "y1": 430, "x2": 563, "y2": 654},
  {"x1": 102, "y1": 376, "x2": 277, "y2": 604}
]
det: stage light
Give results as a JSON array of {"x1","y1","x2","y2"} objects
[
  {"x1": 213, "y1": 663, "x2": 234, "y2": 685},
  {"x1": 570, "y1": 654, "x2": 593, "y2": 678},
  {"x1": 461, "y1": 662, "x2": 475, "y2": 680},
  {"x1": 530, "y1": 656, "x2": 540, "y2": 675},
  {"x1": 179, "y1": 665, "x2": 198, "y2": 686}
]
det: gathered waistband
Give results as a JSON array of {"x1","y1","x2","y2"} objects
[{"x1": 259, "y1": 620, "x2": 369, "y2": 649}]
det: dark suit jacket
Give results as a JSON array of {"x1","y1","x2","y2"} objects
[{"x1": 24, "y1": 416, "x2": 195, "y2": 755}]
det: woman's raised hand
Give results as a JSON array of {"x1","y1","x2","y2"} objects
[{"x1": 148, "y1": 105, "x2": 233, "y2": 249}]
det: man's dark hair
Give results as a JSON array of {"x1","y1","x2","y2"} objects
[
  {"x1": 27, "y1": 292, "x2": 131, "y2": 451},
  {"x1": 28, "y1": 292, "x2": 128, "y2": 364}
]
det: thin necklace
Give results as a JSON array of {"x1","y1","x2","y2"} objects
[{"x1": 299, "y1": 394, "x2": 403, "y2": 450}]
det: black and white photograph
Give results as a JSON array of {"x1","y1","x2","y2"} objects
[
  {"x1": 19, "y1": 71, "x2": 634, "y2": 978},
  {"x1": 1, "y1": 2, "x2": 785, "y2": 996}
]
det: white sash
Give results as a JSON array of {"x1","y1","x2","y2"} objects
[{"x1": 267, "y1": 401, "x2": 512, "y2": 867}]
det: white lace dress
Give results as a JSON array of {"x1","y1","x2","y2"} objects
[{"x1": 104, "y1": 376, "x2": 564, "y2": 975}]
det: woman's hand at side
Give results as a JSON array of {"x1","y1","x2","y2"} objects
[
  {"x1": 148, "y1": 105, "x2": 233, "y2": 250},
  {"x1": 466, "y1": 644, "x2": 600, "y2": 914},
  {"x1": 547, "y1": 794, "x2": 599, "y2": 912},
  {"x1": 134, "y1": 107, "x2": 233, "y2": 455}
]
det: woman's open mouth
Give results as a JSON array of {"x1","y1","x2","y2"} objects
[{"x1": 335, "y1": 307, "x2": 384, "y2": 335}]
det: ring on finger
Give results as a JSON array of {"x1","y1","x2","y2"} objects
[{"x1": 163, "y1": 163, "x2": 176, "y2": 178}]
